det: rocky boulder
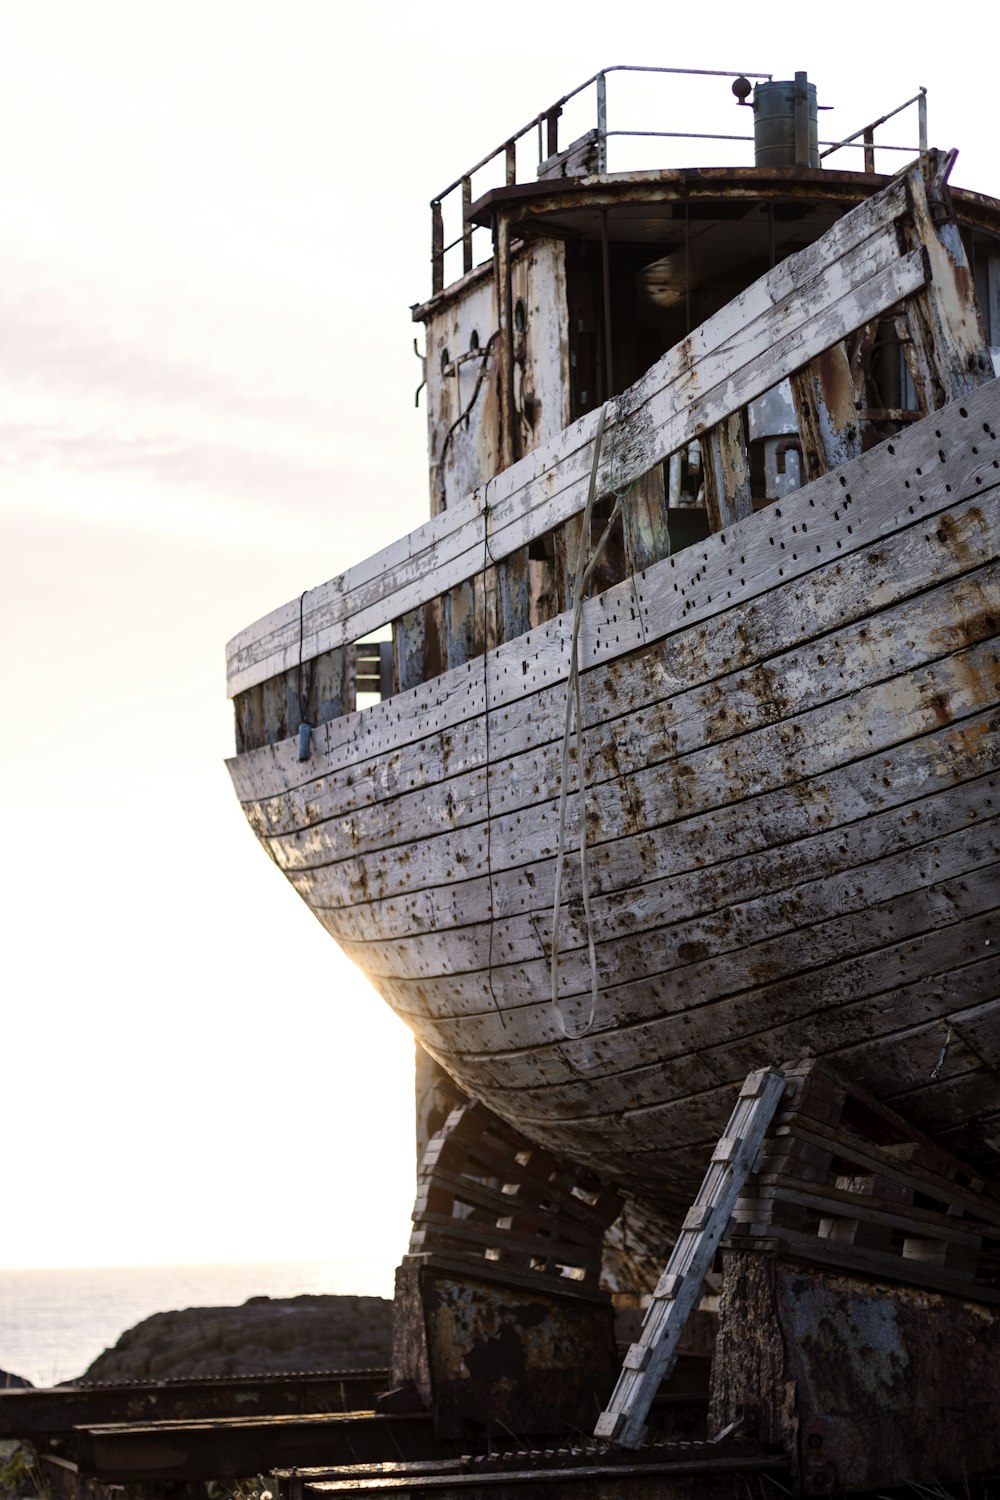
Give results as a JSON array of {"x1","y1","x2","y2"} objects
[{"x1": 80, "y1": 1294, "x2": 392, "y2": 1382}]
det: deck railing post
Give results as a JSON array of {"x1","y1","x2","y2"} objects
[
  {"x1": 461, "y1": 176, "x2": 472, "y2": 275},
  {"x1": 431, "y1": 200, "x2": 444, "y2": 296}
]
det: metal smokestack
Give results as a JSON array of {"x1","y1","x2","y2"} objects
[{"x1": 753, "y1": 71, "x2": 819, "y2": 168}]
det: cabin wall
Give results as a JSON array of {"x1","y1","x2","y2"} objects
[{"x1": 422, "y1": 238, "x2": 570, "y2": 516}]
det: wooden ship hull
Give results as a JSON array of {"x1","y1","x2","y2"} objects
[{"x1": 226, "y1": 76, "x2": 1000, "y2": 1222}]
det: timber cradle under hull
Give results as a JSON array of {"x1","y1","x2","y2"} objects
[{"x1": 229, "y1": 380, "x2": 1000, "y2": 1214}]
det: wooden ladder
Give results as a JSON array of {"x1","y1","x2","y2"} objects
[{"x1": 594, "y1": 1066, "x2": 787, "y2": 1449}]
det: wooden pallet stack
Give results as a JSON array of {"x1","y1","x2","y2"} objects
[
  {"x1": 406, "y1": 1099, "x2": 623, "y2": 1295},
  {"x1": 726, "y1": 1058, "x2": 1000, "y2": 1300}
]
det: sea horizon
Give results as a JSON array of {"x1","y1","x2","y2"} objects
[{"x1": 0, "y1": 1256, "x2": 395, "y2": 1389}]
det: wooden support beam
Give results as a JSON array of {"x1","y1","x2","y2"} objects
[
  {"x1": 622, "y1": 464, "x2": 671, "y2": 573},
  {"x1": 312, "y1": 648, "x2": 350, "y2": 724},
  {"x1": 899, "y1": 154, "x2": 994, "y2": 411},
  {"x1": 392, "y1": 603, "x2": 443, "y2": 694},
  {"x1": 261, "y1": 674, "x2": 288, "y2": 746},
  {"x1": 495, "y1": 548, "x2": 531, "y2": 643},
  {"x1": 444, "y1": 579, "x2": 478, "y2": 669},
  {"x1": 701, "y1": 413, "x2": 752, "y2": 533},
  {"x1": 789, "y1": 341, "x2": 862, "y2": 481},
  {"x1": 233, "y1": 684, "x2": 265, "y2": 755}
]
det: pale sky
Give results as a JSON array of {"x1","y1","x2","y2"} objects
[{"x1": 1, "y1": 1, "x2": 996, "y2": 1276}]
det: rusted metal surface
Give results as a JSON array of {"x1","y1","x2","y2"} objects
[
  {"x1": 0, "y1": 1371, "x2": 389, "y2": 1438},
  {"x1": 710, "y1": 1249, "x2": 1000, "y2": 1494},
  {"x1": 282, "y1": 1438, "x2": 788, "y2": 1498},
  {"x1": 391, "y1": 1261, "x2": 619, "y2": 1436},
  {"x1": 73, "y1": 1411, "x2": 462, "y2": 1483}
]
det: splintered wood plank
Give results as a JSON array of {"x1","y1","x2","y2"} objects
[
  {"x1": 898, "y1": 155, "x2": 995, "y2": 410},
  {"x1": 226, "y1": 382, "x2": 1000, "y2": 808},
  {"x1": 594, "y1": 1067, "x2": 786, "y2": 1447},
  {"x1": 701, "y1": 412, "x2": 752, "y2": 532},
  {"x1": 790, "y1": 340, "x2": 863, "y2": 480},
  {"x1": 226, "y1": 175, "x2": 924, "y2": 696}
]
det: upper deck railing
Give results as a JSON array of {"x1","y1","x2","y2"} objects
[{"x1": 429, "y1": 66, "x2": 930, "y2": 294}]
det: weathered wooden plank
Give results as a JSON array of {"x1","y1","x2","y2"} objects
[
  {"x1": 443, "y1": 578, "x2": 478, "y2": 669},
  {"x1": 499, "y1": 953, "x2": 998, "y2": 1200},
  {"x1": 898, "y1": 156, "x2": 994, "y2": 411},
  {"x1": 495, "y1": 547, "x2": 532, "y2": 643},
  {"x1": 361, "y1": 807, "x2": 999, "y2": 1065},
  {"x1": 470, "y1": 906, "x2": 998, "y2": 1162},
  {"x1": 254, "y1": 548, "x2": 997, "y2": 871},
  {"x1": 309, "y1": 710, "x2": 998, "y2": 998},
  {"x1": 392, "y1": 603, "x2": 443, "y2": 694},
  {"x1": 621, "y1": 464, "x2": 671, "y2": 573},
  {"x1": 226, "y1": 177, "x2": 924, "y2": 695},
  {"x1": 226, "y1": 382, "x2": 1000, "y2": 805},
  {"x1": 789, "y1": 340, "x2": 862, "y2": 479},
  {"x1": 233, "y1": 683, "x2": 265, "y2": 756},
  {"x1": 261, "y1": 673, "x2": 289, "y2": 746},
  {"x1": 310, "y1": 649, "x2": 347, "y2": 724},
  {"x1": 389, "y1": 860, "x2": 1000, "y2": 1091},
  {"x1": 308, "y1": 740, "x2": 998, "y2": 957},
  {"x1": 286, "y1": 633, "x2": 998, "y2": 914},
  {"x1": 701, "y1": 413, "x2": 752, "y2": 532},
  {"x1": 238, "y1": 479, "x2": 998, "y2": 848},
  {"x1": 370, "y1": 828, "x2": 1000, "y2": 1062}
]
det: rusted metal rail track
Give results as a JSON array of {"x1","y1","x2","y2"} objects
[{"x1": 0, "y1": 1370, "x2": 389, "y2": 1438}]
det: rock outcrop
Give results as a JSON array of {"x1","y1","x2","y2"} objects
[{"x1": 80, "y1": 1295, "x2": 392, "y2": 1382}]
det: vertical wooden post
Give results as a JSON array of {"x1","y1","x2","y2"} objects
[
  {"x1": 546, "y1": 107, "x2": 560, "y2": 158},
  {"x1": 393, "y1": 603, "x2": 443, "y2": 694},
  {"x1": 789, "y1": 342, "x2": 862, "y2": 482},
  {"x1": 621, "y1": 464, "x2": 671, "y2": 574},
  {"x1": 312, "y1": 647, "x2": 350, "y2": 724},
  {"x1": 261, "y1": 674, "x2": 288, "y2": 745},
  {"x1": 505, "y1": 140, "x2": 516, "y2": 186},
  {"x1": 701, "y1": 413, "x2": 752, "y2": 533},
  {"x1": 495, "y1": 210, "x2": 517, "y2": 470},
  {"x1": 495, "y1": 550, "x2": 532, "y2": 643},
  {"x1": 284, "y1": 666, "x2": 302, "y2": 736},
  {"x1": 233, "y1": 685, "x2": 265, "y2": 754},
  {"x1": 552, "y1": 514, "x2": 587, "y2": 612},
  {"x1": 444, "y1": 580, "x2": 478, "y2": 669},
  {"x1": 898, "y1": 157, "x2": 993, "y2": 410}
]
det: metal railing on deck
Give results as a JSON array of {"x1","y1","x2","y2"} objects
[{"x1": 429, "y1": 67, "x2": 931, "y2": 295}]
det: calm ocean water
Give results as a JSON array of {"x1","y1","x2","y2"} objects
[{"x1": 0, "y1": 1259, "x2": 392, "y2": 1388}]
